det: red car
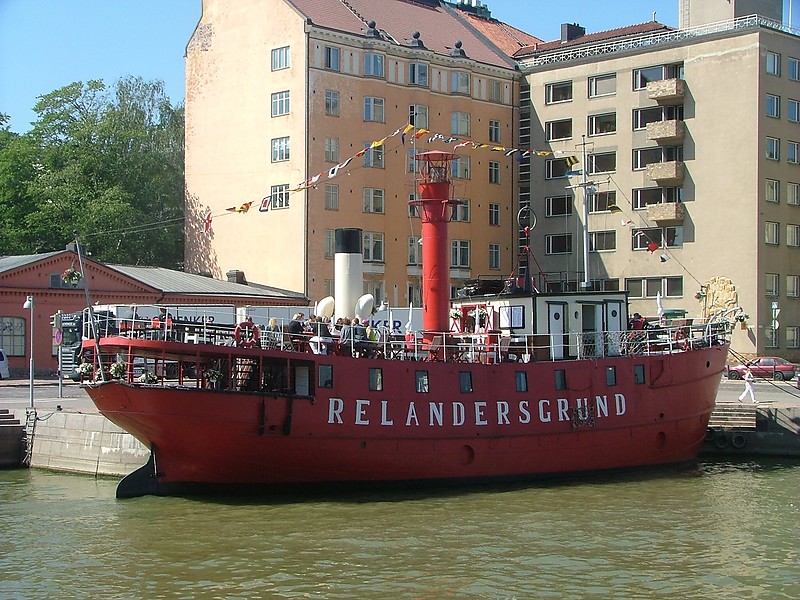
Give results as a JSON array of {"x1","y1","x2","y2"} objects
[{"x1": 727, "y1": 357, "x2": 798, "y2": 381}]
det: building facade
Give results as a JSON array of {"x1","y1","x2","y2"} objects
[
  {"x1": 516, "y1": 0, "x2": 800, "y2": 358},
  {"x1": 184, "y1": 0, "x2": 539, "y2": 313}
]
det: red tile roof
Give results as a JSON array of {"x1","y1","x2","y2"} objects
[
  {"x1": 460, "y1": 12, "x2": 543, "y2": 57},
  {"x1": 514, "y1": 21, "x2": 673, "y2": 58}
]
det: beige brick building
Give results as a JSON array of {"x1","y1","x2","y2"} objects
[{"x1": 516, "y1": 0, "x2": 800, "y2": 358}]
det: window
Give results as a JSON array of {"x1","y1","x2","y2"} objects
[
  {"x1": 790, "y1": 141, "x2": 800, "y2": 164},
  {"x1": 633, "y1": 227, "x2": 662, "y2": 250},
  {"x1": 633, "y1": 107, "x2": 663, "y2": 130},
  {"x1": 271, "y1": 90, "x2": 290, "y2": 117},
  {"x1": 369, "y1": 368, "x2": 383, "y2": 391},
  {"x1": 790, "y1": 57, "x2": 800, "y2": 81},
  {"x1": 489, "y1": 120, "x2": 501, "y2": 143},
  {"x1": 765, "y1": 221, "x2": 780, "y2": 245},
  {"x1": 633, "y1": 146, "x2": 683, "y2": 170},
  {"x1": 790, "y1": 99, "x2": 800, "y2": 123},
  {"x1": 633, "y1": 63, "x2": 682, "y2": 90},
  {"x1": 324, "y1": 137, "x2": 339, "y2": 163},
  {"x1": 451, "y1": 240, "x2": 470, "y2": 267},
  {"x1": 489, "y1": 243, "x2": 500, "y2": 269},
  {"x1": 324, "y1": 46, "x2": 340, "y2": 71},
  {"x1": 271, "y1": 137, "x2": 290, "y2": 162},
  {"x1": 363, "y1": 188, "x2": 384, "y2": 214},
  {"x1": 363, "y1": 143, "x2": 384, "y2": 168},
  {"x1": 409, "y1": 104, "x2": 428, "y2": 128},
  {"x1": 588, "y1": 152, "x2": 616, "y2": 174},
  {"x1": 451, "y1": 111, "x2": 471, "y2": 136},
  {"x1": 766, "y1": 273, "x2": 779, "y2": 296},
  {"x1": 319, "y1": 364, "x2": 333, "y2": 388},
  {"x1": 606, "y1": 366, "x2": 617, "y2": 387},
  {"x1": 515, "y1": 371, "x2": 528, "y2": 392},
  {"x1": 452, "y1": 199, "x2": 471, "y2": 222},
  {"x1": 766, "y1": 179, "x2": 781, "y2": 203},
  {"x1": 789, "y1": 182, "x2": 800, "y2": 205},
  {"x1": 546, "y1": 81, "x2": 572, "y2": 103},
  {"x1": 489, "y1": 80, "x2": 503, "y2": 102},
  {"x1": 489, "y1": 203, "x2": 500, "y2": 226},
  {"x1": 767, "y1": 94, "x2": 781, "y2": 118},
  {"x1": 588, "y1": 191, "x2": 616, "y2": 213},
  {"x1": 364, "y1": 97, "x2": 385, "y2": 122},
  {"x1": 408, "y1": 236, "x2": 422, "y2": 265},
  {"x1": 555, "y1": 369, "x2": 567, "y2": 391},
  {"x1": 546, "y1": 233, "x2": 572, "y2": 255},
  {"x1": 363, "y1": 232, "x2": 384, "y2": 262},
  {"x1": 787, "y1": 275, "x2": 800, "y2": 297},
  {"x1": 589, "y1": 73, "x2": 616, "y2": 97},
  {"x1": 489, "y1": 161, "x2": 500, "y2": 184},
  {"x1": 271, "y1": 184, "x2": 290, "y2": 209},
  {"x1": 626, "y1": 277, "x2": 683, "y2": 298},
  {"x1": 324, "y1": 229, "x2": 335, "y2": 258},
  {"x1": 325, "y1": 90, "x2": 340, "y2": 116},
  {"x1": 767, "y1": 137, "x2": 780, "y2": 161},
  {"x1": 788, "y1": 224, "x2": 800, "y2": 247},
  {"x1": 459, "y1": 371, "x2": 473, "y2": 393},
  {"x1": 325, "y1": 184, "x2": 339, "y2": 211},
  {"x1": 545, "y1": 119, "x2": 572, "y2": 141},
  {"x1": 407, "y1": 149, "x2": 419, "y2": 174},
  {"x1": 271, "y1": 46, "x2": 290, "y2": 71},
  {"x1": 415, "y1": 370, "x2": 429, "y2": 393},
  {"x1": 588, "y1": 113, "x2": 616, "y2": 136},
  {"x1": 634, "y1": 364, "x2": 646, "y2": 384},
  {"x1": 545, "y1": 158, "x2": 572, "y2": 179},
  {"x1": 451, "y1": 71, "x2": 470, "y2": 94},
  {"x1": 451, "y1": 156, "x2": 470, "y2": 179},
  {"x1": 589, "y1": 230, "x2": 616, "y2": 251},
  {"x1": 0, "y1": 316, "x2": 25, "y2": 356},
  {"x1": 409, "y1": 62, "x2": 429, "y2": 86},
  {"x1": 363, "y1": 53, "x2": 384, "y2": 77},
  {"x1": 766, "y1": 51, "x2": 781, "y2": 76},
  {"x1": 765, "y1": 327, "x2": 778, "y2": 348},
  {"x1": 546, "y1": 195, "x2": 573, "y2": 217},
  {"x1": 787, "y1": 326, "x2": 800, "y2": 348}
]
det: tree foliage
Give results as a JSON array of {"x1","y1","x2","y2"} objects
[{"x1": 0, "y1": 77, "x2": 185, "y2": 268}]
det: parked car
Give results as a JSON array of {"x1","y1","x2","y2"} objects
[
  {"x1": 0, "y1": 348, "x2": 9, "y2": 380},
  {"x1": 727, "y1": 356, "x2": 798, "y2": 381}
]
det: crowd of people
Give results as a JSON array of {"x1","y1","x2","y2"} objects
[{"x1": 256, "y1": 312, "x2": 384, "y2": 356}]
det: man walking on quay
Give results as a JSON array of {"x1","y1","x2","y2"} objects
[{"x1": 738, "y1": 367, "x2": 757, "y2": 404}]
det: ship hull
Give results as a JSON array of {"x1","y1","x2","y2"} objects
[{"x1": 83, "y1": 342, "x2": 728, "y2": 495}]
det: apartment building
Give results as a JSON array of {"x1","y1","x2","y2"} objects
[
  {"x1": 515, "y1": 0, "x2": 800, "y2": 358},
  {"x1": 184, "y1": 0, "x2": 538, "y2": 310}
]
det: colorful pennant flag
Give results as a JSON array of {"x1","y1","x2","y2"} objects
[{"x1": 226, "y1": 202, "x2": 253, "y2": 213}]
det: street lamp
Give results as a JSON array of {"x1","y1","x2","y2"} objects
[{"x1": 22, "y1": 295, "x2": 34, "y2": 408}]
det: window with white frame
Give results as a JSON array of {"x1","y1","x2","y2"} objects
[
  {"x1": 589, "y1": 230, "x2": 616, "y2": 251},
  {"x1": 633, "y1": 146, "x2": 682, "y2": 170},
  {"x1": 589, "y1": 191, "x2": 616, "y2": 213},
  {"x1": 588, "y1": 113, "x2": 616, "y2": 136},
  {"x1": 767, "y1": 94, "x2": 781, "y2": 118},
  {"x1": 271, "y1": 184, "x2": 290, "y2": 209},
  {"x1": 408, "y1": 194, "x2": 419, "y2": 218},
  {"x1": 766, "y1": 221, "x2": 780, "y2": 245},
  {"x1": 546, "y1": 195, "x2": 573, "y2": 217},
  {"x1": 545, "y1": 158, "x2": 570, "y2": 179},
  {"x1": 546, "y1": 233, "x2": 572, "y2": 255},
  {"x1": 789, "y1": 141, "x2": 800, "y2": 164},
  {"x1": 766, "y1": 51, "x2": 781, "y2": 76},
  {"x1": 324, "y1": 137, "x2": 339, "y2": 163},
  {"x1": 787, "y1": 326, "x2": 799, "y2": 348},
  {"x1": 790, "y1": 57, "x2": 800, "y2": 81},
  {"x1": 271, "y1": 137, "x2": 290, "y2": 162},
  {"x1": 408, "y1": 236, "x2": 422, "y2": 265},
  {"x1": 790, "y1": 99, "x2": 800, "y2": 122},
  {"x1": 407, "y1": 149, "x2": 419, "y2": 174},
  {"x1": 765, "y1": 327, "x2": 778, "y2": 348},
  {"x1": 271, "y1": 90, "x2": 290, "y2": 117},
  {"x1": 271, "y1": 46, "x2": 290, "y2": 71},
  {"x1": 665, "y1": 226, "x2": 683, "y2": 247},
  {"x1": 451, "y1": 156, "x2": 470, "y2": 179},
  {"x1": 451, "y1": 111, "x2": 471, "y2": 136},
  {"x1": 766, "y1": 179, "x2": 780, "y2": 203},
  {"x1": 633, "y1": 63, "x2": 683, "y2": 90},
  {"x1": 363, "y1": 53, "x2": 384, "y2": 77},
  {"x1": 790, "y1": 182, "x2": 800, "y2": 205},
  {"x1": 589, "y1": 152, "x2": 616, "y2": 174},
  {"x1": 489, "y1": 120, "x2": 501, "y2": 143},
  {"x1": 409, "y1": 104, "x2": 428, "y2": 128},
  {"x1": 589, "y1": 73, "x2": 616, "y2": 97},
  {"x1": 766, "y1": 272, "x2": 779, "y2": 296},
  {"x1": 545, "y1": 119, "x2": 572, "y2": 141},
  {"x1": 633, "y1": 187, "x2": 662, "y2": 209},
  {"x1": 452, "y1": 199, "x2": 471, "y2": 222},
  {"x1": 489, "y1": 80, "x2": 503, "y2": 102},
  {"x1": 788, "y1": 224, "x2": 800, "y2": 247},
  {"x1": 767, "y1": 137, "x2": 780, "y2": 161},
  {"x1": 363, "y1": 232, "x2": 384, "y2": 262},
  {"x1": 0, "y1": 316, "x2": 25, "y2": 356},
  {"x1": 451, "y1": 240, "x2": 470, "y2": 267},
  {"x1": 633, "y1": 106, "x2": 663, "y2": 130},
  {"x1": 409, "y1": 62, "x2": 429, "y2": 86},
  {"x1": 788, "y1": 275, "x2": 800, "y2": 297},
  {"x1": 364, "y1": 97, "x2": 385, "y2": 122},
  {"x1": 489, "y1": 243, "x2": 500, "y2": 269},
  {"x1": 626, "y1": 276, "x2": 683, "y2": 298},
  {"x1": 324, "y1": 46, "x2": 340, "y2": 71},
  {"x1": 363, "y1": 143, "x2": 384, "y2": 168},
  {"x1": 489, "y1": 203, "x2": 500, "y2": 226},
  {"x1": 451, "y1": 71, "x2": 470, "y2": 94},
  {"x1": 324, "y1": 229, "x2": 335, "y2": 258},
  {"x1": 363, "y1": 188, "x2": 384, "y2": 214},
  {"x1": 633, "y1": 227, "x2": 663, "y2": 250},
  {"x1": 545, "y1": 81, "x2": 572, "y2": 103},
  {"x1": 325, "y1": 184, "x2": 339, "y2": 210},
  {"x1": 489, "y1": 161, "x2": 500, "y2": 184},
  {"x1": 325, "y1": 90, "x2": 340, "y2": 116}
]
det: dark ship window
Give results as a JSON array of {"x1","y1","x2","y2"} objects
[
  {"x1": 634, "y1": 364, "x2": 646, "y2": 384},
  {"x1": 554, "y1": 369, "x2": 567, "y2": 390},
  {"x1": 319, "y1": 364, "x2": 334, "y2": 388},
  {"x1": 606, "y1": 366, "x2": 617, "y2": 386},
  {"x1": 459, "y1": 371, "x2": 473, "y2": 393},
  {"x1": 415, "y1": 370, "x2": 429, "y2": 393},
  {"x1": 369, "y1": 368, "x2": 383, "y2": 391},
  {"x1": 515, "y1": 371, "x2": 528, "y2": 392}
]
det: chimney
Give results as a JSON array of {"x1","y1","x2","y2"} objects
[
  {"x1": 561, "y1": 23, "x2": 585, "y2": 43},
  {"x1": 226, "y1": 269, "x2": 247, "y2": 285}
]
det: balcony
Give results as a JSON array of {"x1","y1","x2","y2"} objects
[
  {"x1": 646, "y1": 160, "x2": 684, "y2": 184},
  {"x1": 646, "y1": 119, "x2": 684, "y2": 145},
  {"x1": 647, "y1": 202, "x2": 685, "y2": 224},
  {"x1": 646, "y1": 78, "x2": 685, "y2": 104}
]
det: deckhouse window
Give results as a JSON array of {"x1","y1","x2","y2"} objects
[
  {"x1": 369, "y1": 368, "x2": 383, "y2": 391},
  {"x1": 606, "y1": 366, "x2": 617, "y2": 386},
  {"x1": 415, "y1": 370, "x2": 429, "y2": 393},
  {"x1": 634, "y1": 364, "x2": 646, "y2": 385},
  {"x1": 515, "y1": 371, "x2": 528, "y2": 392},
  {"x1": 459, "y1": 371, "x2": 473, "y2": 393},
  {"x1": 319, "y1": 364, "x2": 333, "y2": 388},
  {"x1": 554, "y1": 369, "x2": 567, "y2": 391}
]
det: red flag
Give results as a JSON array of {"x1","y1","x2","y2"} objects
[
  {"x1": 203, "y1": 208, "x2": 212, "y2": 233},
  {"x1": 647, "y1": 241, "x2": 659, "y2": 253}
]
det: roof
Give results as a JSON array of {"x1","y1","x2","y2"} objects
[
  {"x1": 284, "y1": 0, "x2": 531, "y2": 68},
  {"x1": 514, "y1": 21, "x2": 673, "y2": 58},
  {"x1": 0, "y1": 252, "x2": 62, "y2": 274}
]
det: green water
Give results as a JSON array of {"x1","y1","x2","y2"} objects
[{"x1": 1, "y1": 461, "x2": 798, "y2": 599}]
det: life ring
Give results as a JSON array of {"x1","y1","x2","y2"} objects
[
  {"x1": 714, "y1": 433, "x2": 729, "y2": 449},
  {"x1": 234, "y1": 321, "x2": 260, "y2": 348},
  {"x1": 731, "y1": 433, "x2": 747, "y2": 449}
]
